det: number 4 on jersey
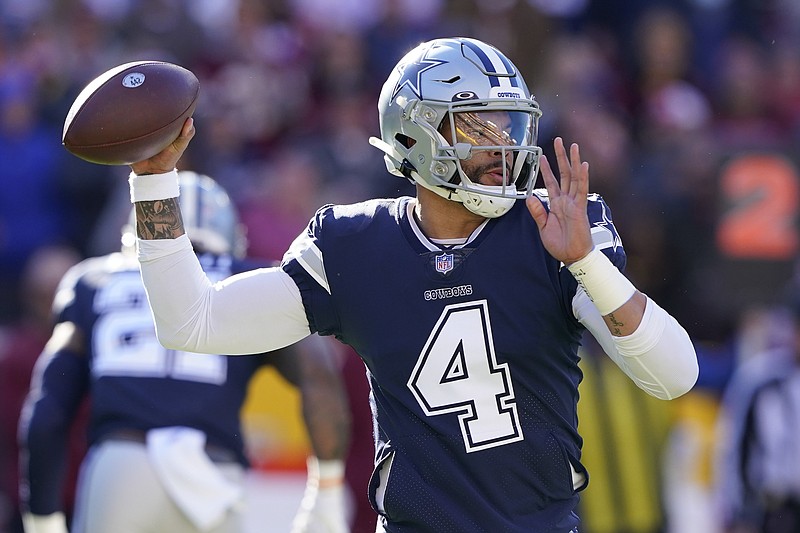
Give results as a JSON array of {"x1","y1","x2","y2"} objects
[{"x1": 408, "y1": 300, "x2": 523, "y2": 452}]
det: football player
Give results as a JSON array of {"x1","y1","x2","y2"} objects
[
  {"x1": 18, "y1": 172, "x2": 351, "y2": 533},
  {"x1": 127, "y1": 38, "x2": 699, "y2": 532}
]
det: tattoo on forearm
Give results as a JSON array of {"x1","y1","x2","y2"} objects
[
  {"x1": 135, "y1": 199, "x2": 185, "y2": 240},
  {"x1": 607, "y1": 313, "x2": 624, "y2": 336}
]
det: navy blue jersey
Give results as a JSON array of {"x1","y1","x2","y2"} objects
[
  {"x1": 281, "y1": 193, "x2": 626, "y2": 532},
  {"x1": 55, "y1": 251, "x2": 271, "y2": 466}
]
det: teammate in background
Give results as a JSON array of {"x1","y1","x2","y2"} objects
[
  {"x1": 127, "y1": 37, "x2": 698, "y2": 532},
  {"x1": 18, "y1": 171, "x2": 351, "y2": 533}
]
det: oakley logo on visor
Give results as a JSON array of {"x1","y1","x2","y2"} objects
[{"x1": 452, "y1": 91, "x2": 478, "y2": 101}]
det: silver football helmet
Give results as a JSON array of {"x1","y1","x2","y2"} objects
[
  {"x1": 370, "y1": 37, "x2": 542, "y2": 218},
  {"x1": 122, "y1": 171, "x2": 247, "y2": 257}
]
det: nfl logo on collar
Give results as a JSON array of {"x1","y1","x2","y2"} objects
[{"x1": 435, "y1": 252, "x2": 454, "y2": 274}]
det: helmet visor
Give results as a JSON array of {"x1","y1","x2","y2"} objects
[
  {"x1": 441, "y1": 109, "x2": 540, "y2": 195},
  {"x1": 451, "y1": 110, "x2": 533, "y2": 149}
]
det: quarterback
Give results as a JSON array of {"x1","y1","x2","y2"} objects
[{"x1": 127, "y1": 38, "x2": 698, "y2": 532}]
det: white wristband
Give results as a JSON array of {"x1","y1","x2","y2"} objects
[
  {"x1": 307, "y1": 456, "x2": 345, "y2": 484},
  {"x1": 129, "y1": 169, "x2": 180, "y2": 202},
  {"x1": 567, "y1": 248, "x2": 636, "y2": 316},
  {"x1": 22, "y1": 512, "x2": 68, "y2": 533}
]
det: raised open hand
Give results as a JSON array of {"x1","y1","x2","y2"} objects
[{"x1": 525, "y1": 137, "x2": 593, "y2": 265}]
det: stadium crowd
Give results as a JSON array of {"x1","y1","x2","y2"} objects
[{"x1": 2, "y1": 0, "x2": 800, "y2": 532}]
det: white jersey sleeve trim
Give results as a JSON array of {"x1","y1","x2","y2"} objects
[
  {"x1": 138, "y1": 235, "x2": 310, "y2": 354},
  {"x1": 284, "y1": 232, "x2": 330, "y2": 294},
  {"x1": 573, "y1": 288, "x2": 698, "y2": 400}
]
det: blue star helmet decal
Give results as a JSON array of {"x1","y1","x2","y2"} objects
[{"x1": 391, "y1": 45, "x2": 448, "y2": 100}]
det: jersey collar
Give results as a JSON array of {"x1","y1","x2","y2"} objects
[{"x1": 404, "y1": 199, "x2": 490, "y2": 252}]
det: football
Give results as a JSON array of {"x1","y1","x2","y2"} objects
[{"x1": 62, "y1": 60, "x2": 199, "y2": 165}]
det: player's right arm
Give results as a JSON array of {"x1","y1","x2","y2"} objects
[
  {"x1": 19, "y1": 322, "x2": 89, "y2": 533},
  {"x1": 129, "y1": 119, "x2": 310, "y2": 354}
]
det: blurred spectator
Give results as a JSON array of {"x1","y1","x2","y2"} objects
[
  {"x1": 0, "y1": 63, "x2": 71, "y2": 322},
  {"x1": 289, "y1": 0, "x2": 384, "y2": 34},
  {"x1": 769, "y1": 42, "x2": 800, "y2": 138},
  {"x1": 629, "y1": 6, "x2": 710, "y2": 147},
  {"x1": 297, "y1": 90, "x2": 401, "y2": 203},
  {"x1": 711, "y1": 35, "x2": 786, "y2": 150},
  {"x1": 713, "y1": 304, "x2": 800, "y2": 533},
  {"x1": 364, "y1": 0, "x2": 448, "y2": 83},
  {"x1": 238, "y1": 148, "x2": 324, "y2": 262},
  {"x1": 533, "y1": 32, "x2": 632, "y2": 204}
]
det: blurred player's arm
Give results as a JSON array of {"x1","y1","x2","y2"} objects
[
  {"x1": 19, "y1": 322, "x2": 89, "y2": 533},
  {"x1": 276, "y1": 335, "x2": 351, "y2": 462},
  {"x1": 267, "y1": 335, "x2": 352, "y2": 533}
]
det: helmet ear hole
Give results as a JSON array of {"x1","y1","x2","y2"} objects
[{"x1": 395, "y1": 133, "x2": 415, "y2": 149}]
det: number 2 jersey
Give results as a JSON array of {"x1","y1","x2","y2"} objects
[
  {"x1": 20, "y1": 251, "x2": 271, "y2": 514},
  {"x1": 281, "y1": 193, "x2": 626, "y2": 533}
]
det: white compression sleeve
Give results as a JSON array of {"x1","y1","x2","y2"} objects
[
  {"x1": 574, "y1": 289, "x2": 698, "y2": 400},
  {"x1": 137, "y1": 235, "x2": 311, "y2": 354}
]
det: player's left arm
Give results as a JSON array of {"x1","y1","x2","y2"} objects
[
  {"x1": 574, "y1": 289, "x2": 697, "y2": 399},
  {"x1": 527, "y1": 137, "x2": 644, "y2": 332},
  {"x1": 527, "y1": 138, "x2": 698, "y2": 399}
]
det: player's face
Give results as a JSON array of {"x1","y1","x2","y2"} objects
[{"x1": 442, "y1": 110, "x2": 527, "y2": 186}]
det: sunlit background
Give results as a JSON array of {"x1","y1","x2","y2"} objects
[{"x1": 2, "y1": 1, "x2": 800, "y2": 532}]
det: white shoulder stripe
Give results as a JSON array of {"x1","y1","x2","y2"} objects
[{"x1": 285, "y1": 233, "x2": 330, "y2": 294}]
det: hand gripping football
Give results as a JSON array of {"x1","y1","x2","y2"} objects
[{"x1": 62, "y1": 61, "x2": 199, "y2": 165}]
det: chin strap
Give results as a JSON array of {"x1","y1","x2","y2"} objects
[
  {"x1": 408, "y1": 164, "x2": 517, "y2": 219},
  {"x1": 456, "y1": 184, "x2": 516, "y2": 218}
]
